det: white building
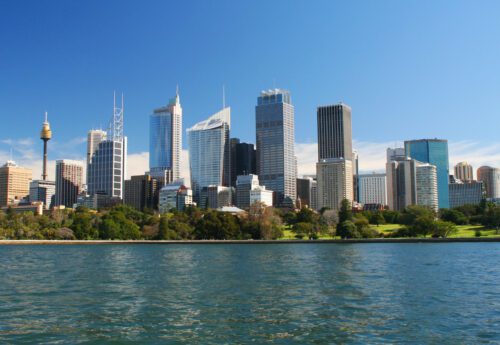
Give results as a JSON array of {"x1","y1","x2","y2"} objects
[
  {"x1": 416, "y1": 163, "x2": 438, "y2": 212},
  {"x1": 29, "y1": 180, "x2": 55, "y2": 210},
  {"x1": 316, "y1": 158, "x2": 353, "y2": 210},
  {"x1": 250, "y1": 185, "x2": 274, "y2": 207},
  {"x1": 358, "y1": 173, "x2": 387, "y2": 205},
  {"x1": 159, "y1": 180, "x2": 195, "y2": 213}
]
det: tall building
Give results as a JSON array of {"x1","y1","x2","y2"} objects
[
  {"x1": 0, "y1": 161, "x2": 32, "y2": 207},
  {"x1": 230, "y1": 138, "x2": 256, "y2": 186},
  {"x1": 352, "y1": 150, "x2": 359, "y2": 202},
  {"x1": 358, "y1": 173, "x2": 387, "y2": 205},
  {"x1": 256, "y1": 89, "x2": 296, "y2": 206},
  {"x1": 415, "y1": 163, "x2": 439, "y2": 212},
  {"x1": 387, "y1": 147, "x2": 406, "y2": 162},
  {"x1": 296, "y1": 177, "x2": 315, "y2": 209},
  {"x1": 477, "y1": 166, "x2": 500, "y2": 200},
  {"x1": 200, "y1": 185, "x2": 233, "y2": 209},
  {"x1": 124, "y1": 174, "x2": 160, "y2": 211},
  {"x1": 449, "y1": 176, "x2": 484, "y2": 208},
  {"x1": 316, "y1": 158, "x2": 353, "y2": 210},
  {"x1": 55, "y1": 160, "x2": 83, "y2": 207},
  {"x1": 188, "y1": 107, "x2": 231, "y2": 202},
  {"x1": 87, "y1": 94, "x2": 128, "y2": 199},
  {"x1": 454, "y1": 161, "x2": 474, "y2": 182},
  {"x1": 149, "y1": 90, "x2": 182, "y2": 182},
  {"x1": 236, "y1": 174, "x2": 260, "y2": 209},
  {"x1": 404, "y1": 139, "x2": 449, "y2": 209},
  {"x1": 29, "y1": 180, "x2": 55, "y2": 210}
]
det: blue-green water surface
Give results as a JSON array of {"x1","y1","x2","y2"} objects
[{"x1": 0, "y1": 243, "x2": 499, "y2": 344}]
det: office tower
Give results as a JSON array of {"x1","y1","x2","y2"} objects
[
  {"x1": 230, "y1": 138, "x2": 257, "y2": 187},
  {"x1": 250, "y1": 186, "x2": 274, "y2": 207},
  {"x1": 296, "y1": 177, "x2": 316, "y2": 209},
  {"x1": 404, "y1": 139, "x2": 449, "y2": 209},
  {"x1": 0, "y1": 161, "x2": 32, "y2": 207},
  {"x1": 449, "y1": 176, "x2": 484, "y2": 208},
  {"x1": 236, "y1": 174, "x2": 260, "y2": 209},
  {"x1": 29, "y1": 180, "x2": 55, "y2": 210},
  {"x1": 477, "y1": 166, "x2": 500, "y2": 199},
  {"x1": 454, "y1": 161, "x2": 474, "y2": 182},
  {"x1": 386, "y1": 158, "x2": 438, "y2": 212},
  {"x1": 316, "y1": 103, "x2": 354, "y2": 210},
  {"x1": 352, "y1": 150, "x2": 359, "y2": 202},
  {"x1": 149, "y1": 90, "x2": 182, "y2": 183},
  {"x1": 256, "y1": 89, "x2": 296, "y2": 206},
  {"x1": 199, "y1": 185, "x2": 233, "y2": 209},
  {"x1": 39, "y1": 112, "x2": 52, "y2": 181},
  {"x1": 310, "y1": 179, "x2": 318, "y2": 210},
  {"x1": 358, "y1": 173, "x2": 387, "y2": 205},
  {"x1": 387, "y1": 147, "x2": 406, "y2": 162},
  {"x1": 55, "y1": 160, "x2": 83, "y2": 207},
  {"x1": 87, "y1": 94, "x2": 128, "y2": 199},
  {"x1": 87, "y1": 130, "x2": 107, "y2": 166},
  {"x1": 316, "y1": 159, "x2": 353, "y2": 210},
  {"x1": 124, "y1": 174, "x2": 160, "y2": 211},
  {"x1": 188, "y1": 107, "x2": 230, "y2": 202}
]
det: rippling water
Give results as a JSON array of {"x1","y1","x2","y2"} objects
[{"x1": 0, "y1": 243, "x2": 499, "y2": 344}]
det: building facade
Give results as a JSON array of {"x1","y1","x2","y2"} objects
[
  {"x1": 124, "y1": 174, "x2": 159, "y2": 211},
  {"x1": 477, "y1": 166, "x2": 500, "y2": 200},
  {"x1": 454, "y1": 161, "x2": 474, "y2": 183},
  {"x1": 29, "y1": 180, "x2": 55, "y2": 210},
  {"x1": 149, "y1": 91, "x2": 182, "y2": 182},
  {"x1": 0, "y1": 161, "x2": 32, "y2": 207},
  {"x1": 404, "y1": 139, "x2": 449, "y2": 209},
  {"x1": 55, "y1": 160, "x2": 83, "y2": 207},
  {"x1": 296, "y1": 177, "x2": 316, "y2": 209},
  {"x1": 87, "y1": 130, "x2": 107, "y2": 166},
  {"x1": 316, "y1": 158, "x2": 353, "y2": 210},
  {"x1": 415, "y1": 163, "x2": 439, "y2": 212},
  {"x1": 236, "y1": 174, "x2": 260, "y2": 209},
  {"x1": 250, "y1": 186, "x2": 274, "y2": 207},
  {"x1": 358, "y1": 173, "x2": 387, "y2": 206},
  {"x1": 256, "y1": 89, "x2": 296, "y2": 206},
  {"x1": 200, "y1": 185, "x2": 233, "y2": 209},
  {"x1": 449, "y1": 179, "x2": 484, "y2": 208},
  {"x1": 230, "y1": 138, "x2": 256, "y2": 187},
  {"x1": 188, "y1": 107, "x2": 231, "y2": 203}
]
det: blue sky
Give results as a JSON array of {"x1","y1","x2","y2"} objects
[{"x1": 1, "y1": 0, "x2": 500, "y2": 179}]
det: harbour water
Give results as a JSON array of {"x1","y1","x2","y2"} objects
[{"x1": 0, "y1": 243, "x2": 499, "y2": 344}]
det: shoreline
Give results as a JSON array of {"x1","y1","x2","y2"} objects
[{"x1": 0, "y1": 238, "x2": 500, "y2": 245}]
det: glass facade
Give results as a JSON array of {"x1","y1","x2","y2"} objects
[{"x1": 405, "y1": 139, "x2": 449, "y2": 209}]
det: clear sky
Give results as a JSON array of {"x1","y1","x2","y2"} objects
[{"x1": 1, "y1": 0, "x2": 500, "y2": 179}]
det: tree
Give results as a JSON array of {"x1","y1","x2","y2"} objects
[
  {"x1": 336, "y1": 199, "x2": 353, "y2": 235},
  {"x1": 432, "y1": 220, "x2": 458, "y2": 238},
  {"x1": 337, "y1": 220, "x2": 360, "y2": 239},
  {"x1": 440, "y1": 209, "x2": 468, "y2": 225},
  {"x1": 399, "y1": 205, "x2": 436, "y2": 226},
  {"x1": 482, "y1": 206, "x2": 500, "y2": 234},
  {"x1": 369, "y1": 211, "x2": 386, "y2": 226},
  {"x1": 292, "y1": 222, "x2": 313, "y2": 239}
]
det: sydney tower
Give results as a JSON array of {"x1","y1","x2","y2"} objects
[{"x1": 40, "y1": 112, "x2": 52, "y2": 181}]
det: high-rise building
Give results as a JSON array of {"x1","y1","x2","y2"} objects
[
  {"x1": 415, "y1": 163, "x2": 439, "y2": 212},
  {"x1": 149, "y1": 90, "x2": 182, "y2": 183},
  {"x1": 124, "y1": 174, "x2": 160, "y2": 211},
  {"x1": 454, "y1": 161, "x2": 474, "y2": 182},
  {"x1": 188, "y1": 107, "x2": 231, "y2": 203},
  {"x1": 352, "y1": 151, "x2": 359, "y2": 202},
  {"x1": 296, "y1": 177, "x2": 316, "y2": 209},
  {"x1": 250, "y1": 186, "x2": 274, "y2": 207},
  {"x1": 87, "y1": 94, "x2": 127, "y2": 199},
  {"x1": 387, "y1": 147, "x2": 406, "y2": 162},
  {"x1": 477, "y1": 166, "x2": 500, "y2": 200},
  {"x1": 316, "y1": 158, "x2": 353, "y2": 210},
  {"x1": 256, "y1": 89, "x2": 296, "y2": 206},
  {"x1": 0, "y1": 161, "x2": 32, "y2": 207},
  {"x1": 404, "y1": 139, "x2": 449, "y2": 209},
  {"x1": 29, "y1": 180, "x2": 55, "y2": 210},
  {"x1": 449, "y1": 176, "x2": 484, "y2": 208},
  {"x1": 358, "y1": 173, "x2": 387, "y2": 205},
  {"x1": 200, "y1": 185, "x2": 233, "y2": 209},
  {"x1": 236, "y1": 174, "x2": 260, "y2": 209},
  {"x1": 230, "y1": 138, "x2": 256, "y2": 187},
  {"x1": 55, "y1": 160, "x2": 83, "y2": 207}
]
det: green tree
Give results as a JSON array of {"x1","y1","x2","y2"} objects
[
  {"x1": 337, "y1": 220, "x2": 360, "y2": 239},
  {"x1": 336, "y1": 199, "x2": 353, "y2": 235},
  {"x1": 432, "y1": 220, "x2": 458, "y2": 238},
  {"x1": 369, "y1": 211, "x2": 386, "y2": 226},
  {"x1": 439, "y1": 209, "x2": 468, "y2": 225}
]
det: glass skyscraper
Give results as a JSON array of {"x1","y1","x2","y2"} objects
[
  {"x1": 149, "y1": 91, "x2": 182, "y2": 182},
  {"x1": 255, "y1": 89, "x2": 296, "y2": 206},
  {"x1": 187, "y1": 107, "x2": 230, "y2": 202},
  {"x1": 404, "y1": 139, "x2": 449, "y2": 209}
]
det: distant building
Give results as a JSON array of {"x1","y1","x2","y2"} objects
[
  {"x1": 87, "y1": 130, "x2": 107, "y2": 166},
  {"x1": 200, "y1": 185, "x2": 233, "y2": 209},
  {"x1": 296, "y1": 177, "x2": 316, "y2": 209},
  {"x1": 404, "y1": 139, "x2": 449, "y2": 208},
  {"x1": 454, "y1": 161, "x2": 474, "y2": 183},
  {"x1": 316, "y1": 158, "x2": 353, "y2": 210},
  {"x1": 188, "y1": 107, "x2": 231, "y2": 203},
  {"x1": 230, "y1": 138, "x2": 256, "y2": 187},
  {"x1": 124, "y1": 174, "x2": 160, "y2": 211},
  {"x1": 236, "y1": 174, "x2": 260, "y2": 209},
  {"x1": 449, "y1": 176, "x2": 483, "y2": 208},
  {"x1": 29, "y1": 180, "x2": 55, "y2": 210},
  {"x1": 477, "y1": 166, "x2": 500, "y2": 200},
  {"x1": 76, "y1": 193, "x2": 121, "y2": 210},
  {"x1": 55, "y1": 160, "x2": 83, "y2": 208},
  {"x1": 415, "y1": 163, "x2": 439, "y2": 212},
  {"x1": 353, "y1": 151, "x2": 359, "y2": 202},
  {"x1": 149, "y1": 90, "x2": 182, "y2": 183},
  {"x1": 387, "y1": 147, "x2": 406, "y2": 162},
  {"x1": 0, "y1": 161, "x2": 32, "y2": 207},
  {"x1": 250, "y1": 186, "x2": 274, "y2": 207},
  {"x1": 358, "y1": 173, "x2": 387, "y2": 206},
  {"x1": 256, "y1": 89, "x2": 296, "y2": 206},
  {"x1": 158, "y1": 180, "x2": 195, "y2": 213}
]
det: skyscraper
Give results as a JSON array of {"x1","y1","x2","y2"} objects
[
  {"x1": 477, "y1": 166, "x2": 500, "y2": 200},
  {"x1": 404, "y1": 139, "x2": 449, "y2": 209},
  {"x1": 188, "y1": 107, "x2": 231, "y2": 202},
  {"x1": 454, "y1": 161, "x2": 474, "y2": 182},
  {"x1": 256, "y1": 89, "x2": 296, "y2": 205},
  {"x1": 230, "y1": 138, "x2": 256, "y2": 186},
  {"x1": 55, "y1": 160, "x2": 83, "y2": 207},
  {"x1": 316, "y1": 103, "x2": 354, "y2": 210},
  {"x1": 449, "y1": 176, "x2": 484, "y2": 208},
  {"x1": 149, "y1": 90, "x2": 182, "y2": 183},
  {"x1": 87, "y1": 94, "x2": 127, "y2": 199},
  {"x1": 236, "y1": 174, "x2": 260, "y2": 209},
  {"x1": 0, "y1": 161, "x2": 32, "y2": 207},
  {"x1": 358, "y1": 173, "x2": 387, "y2": 205},
  {"x1": 124, "y1": 174, "x2": 160, "y2": 211}
]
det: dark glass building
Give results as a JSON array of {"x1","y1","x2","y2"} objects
[{"x1": 230, "y1": 138, "x2": 256, "y2": 186}]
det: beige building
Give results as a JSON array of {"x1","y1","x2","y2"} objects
[
  {"x1": 454, "y1": 161, "x2": 474, "y2": 182},
  {"x1": 0, "y1": 161, "x2": 32, "y2": 207},
  {"x1": 316, "y1": 158, "x2": 353, "y2": 210}
]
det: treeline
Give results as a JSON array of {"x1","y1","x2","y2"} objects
[{"x1": 1, "y1": 199, "x2": 499, "y2": 240}]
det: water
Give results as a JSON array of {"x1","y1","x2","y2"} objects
[{"x1": 0, "y1": 243, "x2": 499, "y2": 344}]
